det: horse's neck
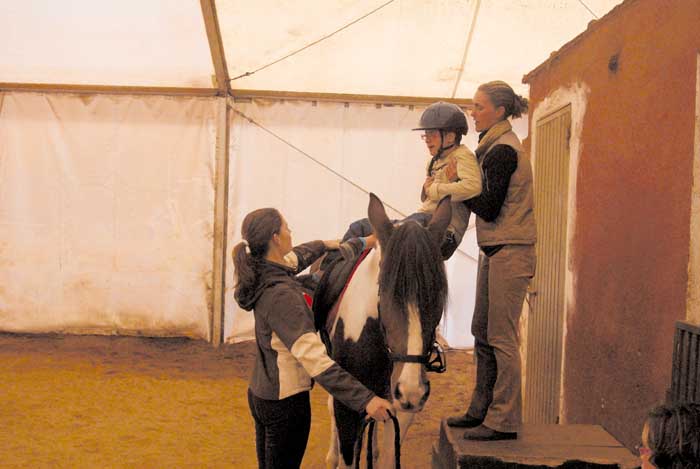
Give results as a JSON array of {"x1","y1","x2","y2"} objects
[{"x1": 332, "y1": 247, "x2": 381, "y2": 342}]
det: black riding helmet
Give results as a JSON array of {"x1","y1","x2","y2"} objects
[
  {"x1": 414, "y1": 102, "x2": 468, "y2": 173},
  {"x1": 412, "y1": 101, "x2": 468, "y2": 135}
]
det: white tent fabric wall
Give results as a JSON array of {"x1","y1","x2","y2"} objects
[
  {"x1": 0, "y1": 92, "x2": 217, "y2": 337},
  {"x1": 224, "y1": 98, "x2": 527, "y2": 348},
  {"x1": 0, "y1": 1, "x2": 214, "y2": 87}
]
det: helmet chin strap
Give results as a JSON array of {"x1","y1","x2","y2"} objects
[
  {"x1": 428, "y1": 130, "x2": 456, "y2": 175},
  {"x1": 436, "y1": 130, "x2": 456, "y2": 158}
]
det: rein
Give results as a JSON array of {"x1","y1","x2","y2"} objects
[{"x1": 354, "y1": 414, "x2": 401, "y2": 469}]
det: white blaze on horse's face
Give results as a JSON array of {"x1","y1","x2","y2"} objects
[
  {"x1": 392, "y1": 302, "x2": 430, "y2": 412},
  {"x1": 364, "y1": 191, "x2": 450, "y2": 413}
]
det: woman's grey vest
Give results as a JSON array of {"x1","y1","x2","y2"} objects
[{"x1": 476, "y1": 131, "x2": 537, "y2": 247}]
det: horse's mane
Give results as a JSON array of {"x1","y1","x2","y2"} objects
[{"x1": 378, "y1": 220, "x2": 448, "y2": 321}]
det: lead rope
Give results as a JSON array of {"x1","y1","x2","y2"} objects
[{"x1": 354, "y1": 414, "x2": 401, "y2": 469}]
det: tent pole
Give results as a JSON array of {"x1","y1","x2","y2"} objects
[
  {"x1": 211, "y1": 97, "x2": 231, "y2": 346},
  {"x1": 201, "y1": 0, "x2": 231, "y2": 345},
  {"x1": 451, "y1": 0, "x2": 481, "y2": 99},
  {"x1": 0, "y1": 82, "x2": 218, "y2": 97},
  {"x1": 200, "y1": 0, "x2": 231, "y2": 94},
  {"x1": 231, "y1": 88, "x2": 472, "y2": 108}
]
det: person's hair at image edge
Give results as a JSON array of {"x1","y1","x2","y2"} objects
[
  {"x1": 477, "y1": 80, "x2": 529, "y2": 119},
  {"x1": 645, "y1": 402, "x2": 700, "y2": 468},
  {"x1": 232, "y1": 208, "x2": 283, "y2": 302}
]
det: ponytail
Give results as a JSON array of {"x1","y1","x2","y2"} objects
[
  {"x1": 232, "y1": 241, "x2": 256, "y2": 296},
  {"x1": 511, "y1": 94, "x2": 529, "y2": 119},
  {"x1": 478, "y1": 80, "x2": 529, "y2": 119}
]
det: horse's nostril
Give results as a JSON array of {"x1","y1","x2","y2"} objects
[
  {"x1": 394, "y1": 385, "x2": 402, "y2": 401},
  {"x1": 425, "y1": 381, "x2": 431, "y2": 398}
]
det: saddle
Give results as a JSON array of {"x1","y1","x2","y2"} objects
[{"x1": 312, "y1": 249, "x2": 371, "y2": 353}]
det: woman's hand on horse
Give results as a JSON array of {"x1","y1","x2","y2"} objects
[
  {"x1": 323, "y1": 239, "x2": 341, "y2": 250},
  {"x1": 364, "y1": 234, "x2": 377, "y2": 250},
  {"x1": 365, "y1": 396, "x2": 394, "y2": 422}
]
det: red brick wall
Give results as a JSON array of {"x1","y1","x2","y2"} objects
[{"x1": 525, "y1": 0, "x2": 700, "y2": 449}]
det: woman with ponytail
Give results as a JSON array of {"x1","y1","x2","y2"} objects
[
  {"x1": 446, "y1": 81, "x2": 536, "y2": 441},
  {"x1": 233, "y1": 208, "x2": 393, "y2": 469}
]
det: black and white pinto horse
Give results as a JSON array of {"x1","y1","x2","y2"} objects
[{"x1": 325, "y1": 193, "x2": 451, "y2": 468}]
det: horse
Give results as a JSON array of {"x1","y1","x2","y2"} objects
[{"x1": 322, "y1": 193, "x2": 451, "y2": 468}]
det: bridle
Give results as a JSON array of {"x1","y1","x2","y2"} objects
[
  {"x1": 389, "y1": 339, "x2": 447, "y2": 373},
  {"x1": 352, "y1": 253, "x2": 448, "y2": 468},
  {"x1": 388, "y1": 336, "x2": 447, "y2": 374},
  {"x1": 378, "y1": 302, "x2": 447, "y2": 374},
  {"x1": 354, "y1": 308, "x2": 446, "y2": 469}
]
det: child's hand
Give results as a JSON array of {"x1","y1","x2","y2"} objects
[
  {"x1": 423, "y1": 176, "x2": 435, "y2": 194},
  {"x1": 445, "y1": 158, "x2": 458, "y2": 182}
]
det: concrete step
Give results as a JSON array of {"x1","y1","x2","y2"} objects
[{"x1": 432, "y1": 420, "x2": 640, "y2": 468}]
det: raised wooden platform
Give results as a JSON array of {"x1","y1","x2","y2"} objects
[{"x1": 432, "y1": 420, "x2": 640, "y2": 468}]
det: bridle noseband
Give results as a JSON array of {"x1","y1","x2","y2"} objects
[
  {"x1": 378, "y1": 303, "x2": 447, "y2": 374},
  {"x1": 388, "y1": 339, "x2": 447, "y2": 373}
]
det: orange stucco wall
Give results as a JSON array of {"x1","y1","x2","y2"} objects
[{"x1": 525, "y1": 0, "x2": 699, "y2": 449}]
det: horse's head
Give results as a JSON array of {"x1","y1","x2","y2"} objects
[{"x1": 367, "y1": 193, "x2": 450, "y2": 412}]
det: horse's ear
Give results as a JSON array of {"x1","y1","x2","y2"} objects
[
  {"x1": 368, "y1": 193, "x2": 393, "y2": 246},
  {"x1": 427, "y1": 195, "x2": 452, "y2": 245}
]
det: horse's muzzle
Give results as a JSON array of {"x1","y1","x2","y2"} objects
[{"x1": 393, "y1": 379, "x2": 430, "y2": 412}]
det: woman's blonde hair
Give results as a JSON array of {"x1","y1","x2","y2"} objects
[{"x1": 478, "y1": 80, "x2": 529, "y2": 119}]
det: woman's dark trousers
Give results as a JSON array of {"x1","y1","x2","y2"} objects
[{"x1": 247, "y1": 389, "x2": 311, "y2": 469}]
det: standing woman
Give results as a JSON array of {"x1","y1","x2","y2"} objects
[
  {"x1": 446, "y1": 80, "x2": 536, "y2": 441},
  {"x1": 232, "y1": 208, "x2": 393, "y2": 469}
]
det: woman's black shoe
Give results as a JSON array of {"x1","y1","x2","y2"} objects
[{"x1": 446, "y1": 413, "x2": 483, "y2": 428}]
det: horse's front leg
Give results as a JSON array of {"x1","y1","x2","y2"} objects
[
  {"x1": 326, "y1": 396, "x2": 340, "y2": 469},
  {"x1": 376, "y1": 411, "x2": 415, "y2": 469}
]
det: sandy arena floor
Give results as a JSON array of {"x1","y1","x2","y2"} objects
[{"x1": 0, "y1": 333, "x2": 474, "y2": 468}]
